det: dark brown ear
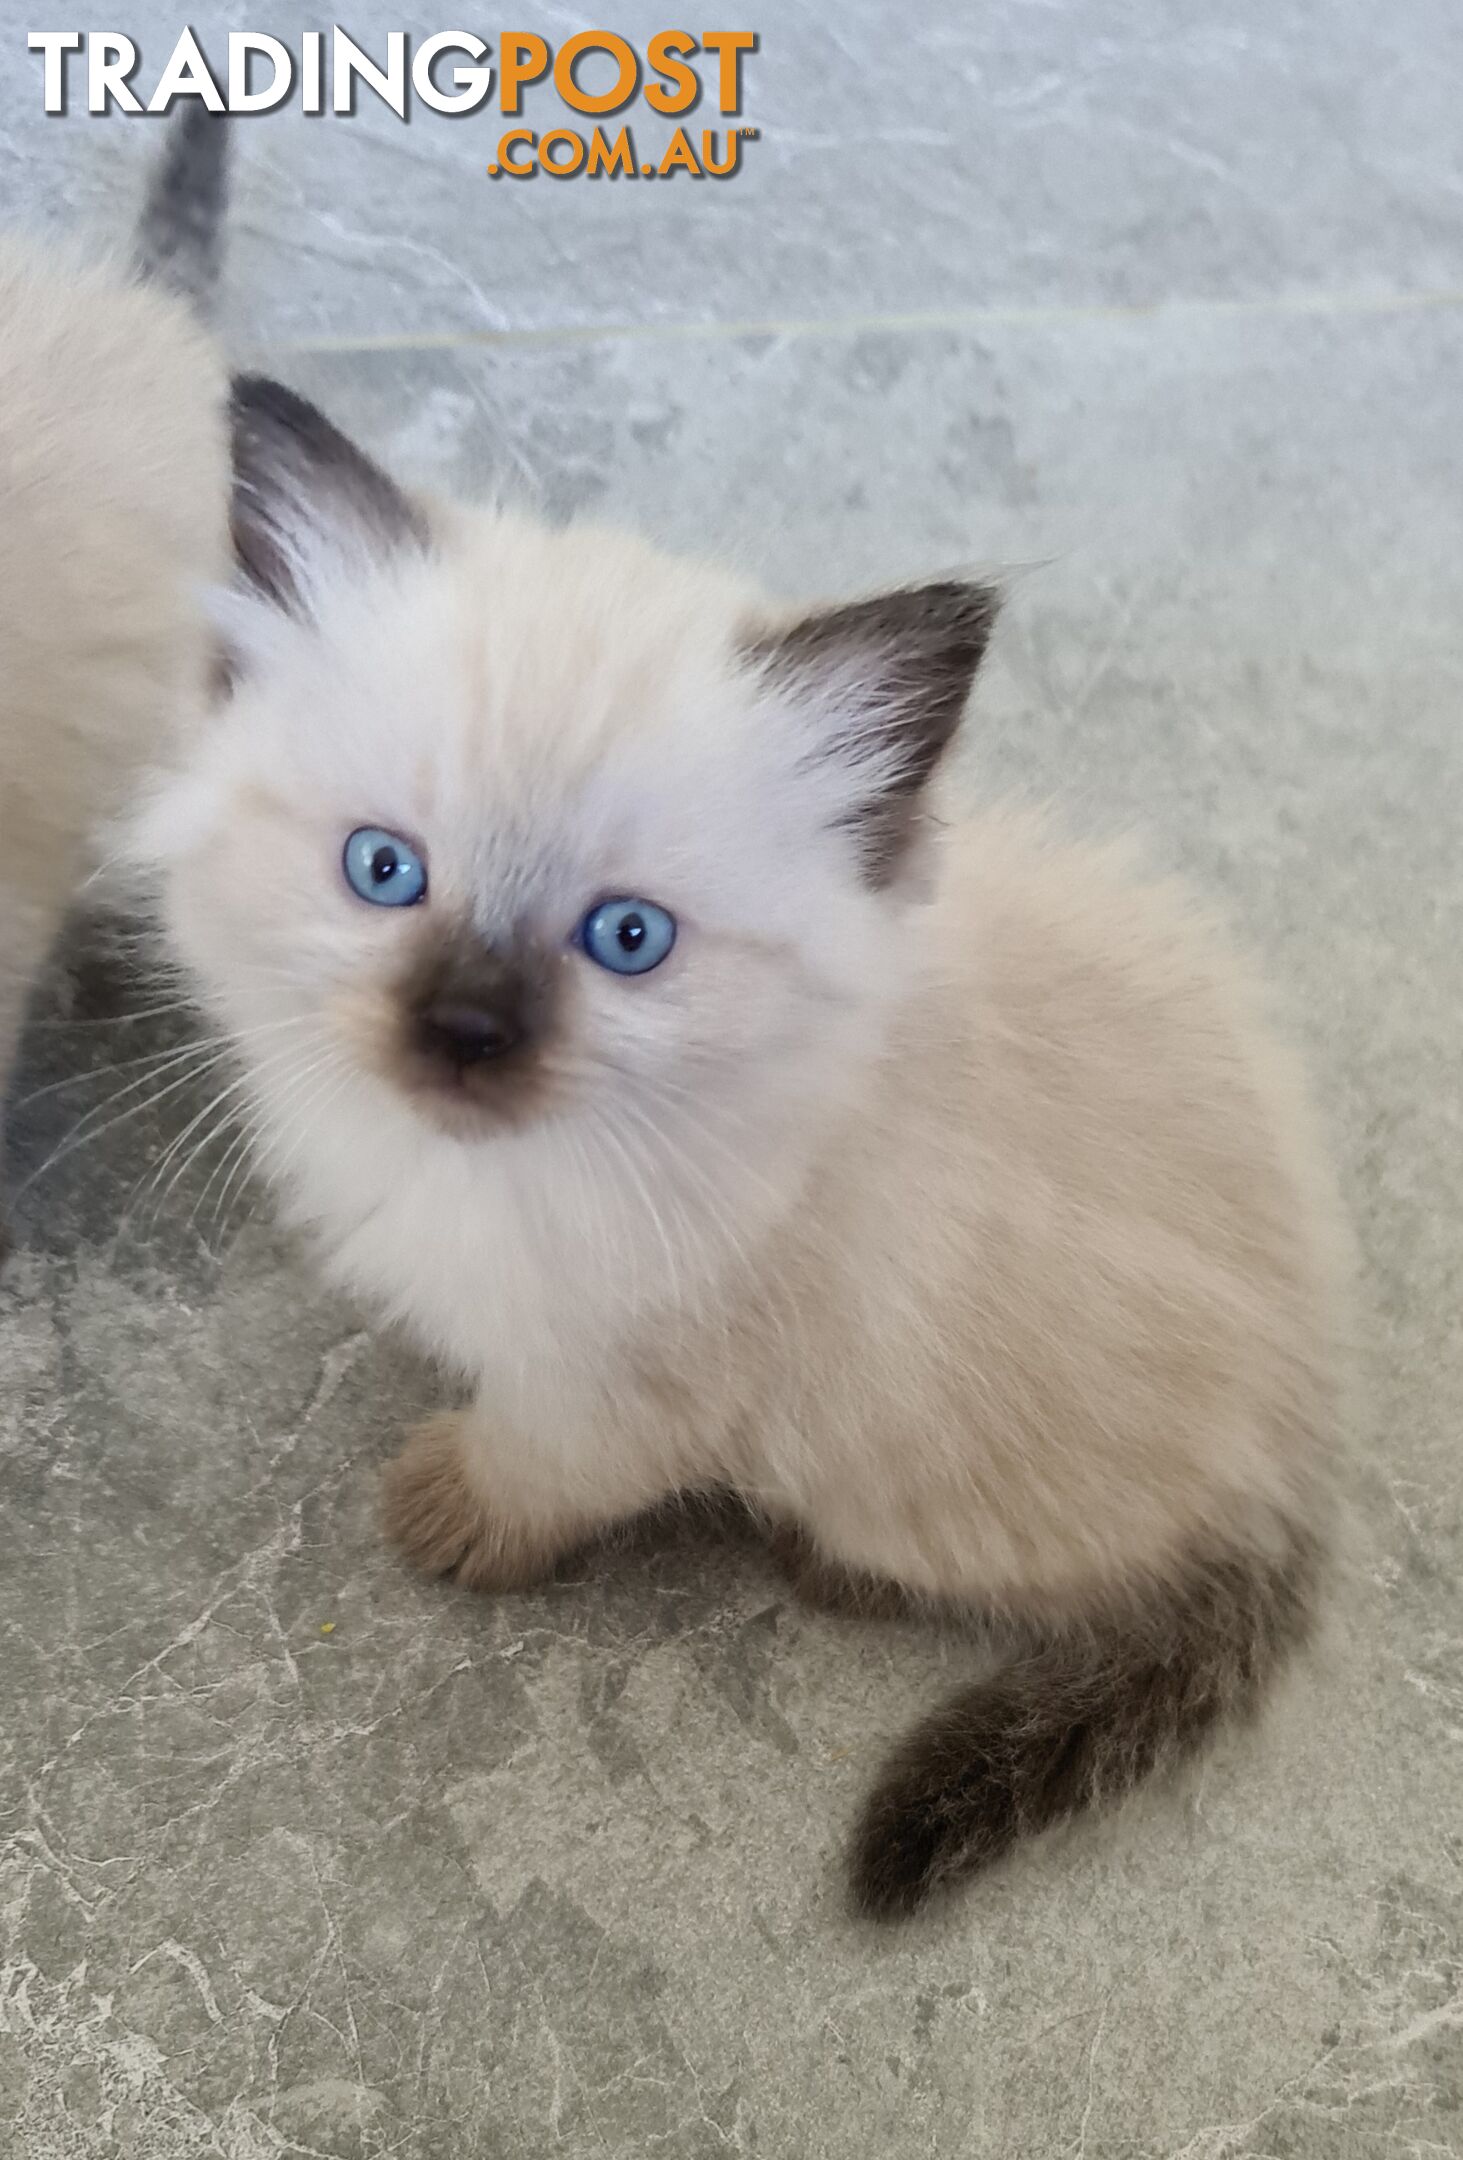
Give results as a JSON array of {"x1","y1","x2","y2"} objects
[
  {"x1": 229, "y1": 374, "x2": 428, "y2": 619},
  {"x1": 746, "y1": 581, "x2": 998, "y2": 885}
]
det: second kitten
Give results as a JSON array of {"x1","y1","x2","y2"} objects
[{"x1": 0, "y1": 115, "x2": 228, "y2": 1218}]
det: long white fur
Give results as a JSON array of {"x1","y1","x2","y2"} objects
[{"x1": 130, "y1": 485, "x2": 1340, "y2": 1626}]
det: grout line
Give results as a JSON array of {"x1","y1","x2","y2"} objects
[{"x1": 250, "y1": 282, "x2": 1463, "y2": 362}]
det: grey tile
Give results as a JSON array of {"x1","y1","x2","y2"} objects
[{"x1": 2, "y1": 2, "x2": 1461, "y2": 345}]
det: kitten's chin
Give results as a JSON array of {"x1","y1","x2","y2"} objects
[
  {"x1": 393, "y1": 1072, "x2": 545, "y2": 1145},
  {"x1": 328, "y1": 979, "x2": 564, "y2": 1141},
  {"x1": 386, "y1": 1033, "x2": 568, "y2": 1141}
]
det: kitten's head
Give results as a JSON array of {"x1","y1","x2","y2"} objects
[{"x1": 136, "y1": 380, "x2": 996, "y2": 1317}]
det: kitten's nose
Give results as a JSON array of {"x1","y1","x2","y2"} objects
[{"x1": 417, "y1": 999, "x2": 522, "y2": 1069}]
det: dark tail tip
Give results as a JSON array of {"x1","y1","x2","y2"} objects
[
  {"x1": 849, "y1": 1533, "x2": 1318, "y2": 1922},
  {"x1": 849, "y1": 1652, "x2": 1079, "y2": 1920},
  {"x1": 852, "y1": 1774, "x2": 1006, "y2": 1922},
  {"x1": 135, "y1": 106, "x2": 231, "y2": 313}
]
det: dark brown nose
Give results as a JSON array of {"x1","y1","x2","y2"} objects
[
  {"x1": 403, "y1": 929, "x2": 551, "y2": 1101},
  {"x1": 416, "y1": 998, "x2": 522, "y2": 1070}
]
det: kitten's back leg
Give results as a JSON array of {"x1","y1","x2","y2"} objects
[{"x1": 769, "y1": 1521, "x2": 914, "y2": 1620}]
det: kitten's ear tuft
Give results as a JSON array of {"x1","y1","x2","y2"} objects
[
  {"x1": 746, "y1": 581, "x2": 999, "y2": 885},
  {"x1": 229, "y1": 373, "x2": 428, "y2": 620}
]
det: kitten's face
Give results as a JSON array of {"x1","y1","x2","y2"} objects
[
  {"x1": 159, "y1": 523, "x2": 905, "y2": 1145},
  {"x1": 135, "y1": 381, "x2": 995, "y2": 1294}
]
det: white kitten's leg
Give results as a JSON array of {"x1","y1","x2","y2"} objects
[
  {"x1": 0, "y1": 900, "x2": 62, "y2": 1253},
  {"x1": 381, "y1": 1393, "x2": 682, "y2": 1595},
  {"x1": 0, "y1": 972, "x2": 25, "y2": 1131}
]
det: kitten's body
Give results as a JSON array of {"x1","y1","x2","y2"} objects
[
  {"x1": 136, "y1": 386, "x2": 1343, "y2": 1914},
  {"x1": 0, "y1": 116, "x2": 228, "y2": 1192}
]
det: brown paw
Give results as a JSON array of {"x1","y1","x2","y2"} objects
[
  {"x1": 381, "y1": 1412, "x2": 569, "y2": 1594},
  {"x1": 769, "y1": 1523, "x2": 910, "y2": 1620}
]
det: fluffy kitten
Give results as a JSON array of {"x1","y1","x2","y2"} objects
[
  {"x1": 133, "y1": 381, "x2": 1344, "y2": 1917},
  {"x1": 0, "y1": 113, "x2": 229, "y2": 1213}
]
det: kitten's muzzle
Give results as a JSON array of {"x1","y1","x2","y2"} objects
[
  {"x1": 392, "y1": 927, "x2": 560, "y2": 1126},
  {"x1": 416, "y1": 997, "x2": 522, "y2": 1069}
]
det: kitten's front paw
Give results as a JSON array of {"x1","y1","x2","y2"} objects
[{"x1": 381, "y1": 1412, "x2": 567, "y2": 1595}]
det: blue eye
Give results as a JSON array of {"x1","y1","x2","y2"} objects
[
  {"x1": 342, "y1": 827, "x2": 427, "y2": 908},
  {"x1": 579, "y1": 897, "x2": 676, "y2": 976}
]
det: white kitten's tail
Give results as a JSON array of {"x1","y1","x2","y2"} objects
[{"x1": 135, "y1": 107, "x2": 231, "y2": 316}]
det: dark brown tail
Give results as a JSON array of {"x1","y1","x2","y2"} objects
[{"x1": 851, "y1": 1531, "x2": 1317, "y2": 1920}]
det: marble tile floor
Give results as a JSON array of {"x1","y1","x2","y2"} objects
[{"x1": 2, "y1": 8, "x2": 1461, "y2": 2154}]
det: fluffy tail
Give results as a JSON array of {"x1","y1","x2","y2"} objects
[
  {"x1": 851, "y1": 1529, "x2": 1317, "y2": 1920},
  {"x1": 134, "y1": 106, "x2": 231, "y2": 313}
]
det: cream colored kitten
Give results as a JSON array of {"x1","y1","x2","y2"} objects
[
  {"x1": 0, "y1": 117, "x2": 228, "y2": 1213},
  {"x1": 132, "y1": 381, "x2": 1344, "y2": 1916}
]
